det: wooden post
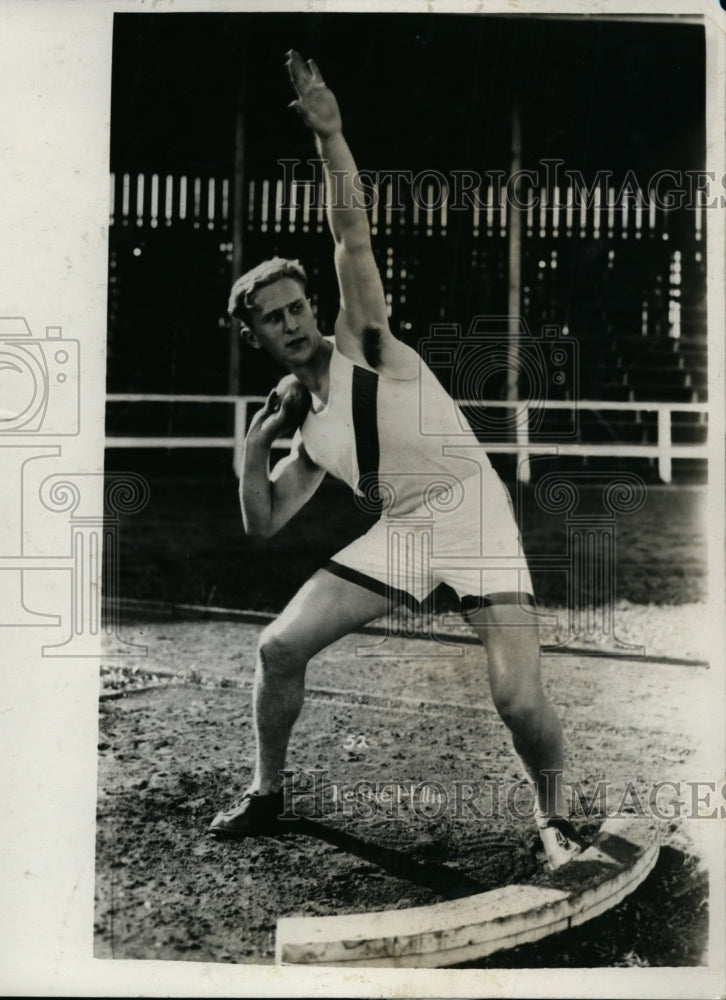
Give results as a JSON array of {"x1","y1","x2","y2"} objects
[
  {"x1": 507, "y1": 104, "x2": 529, "y2": 483},
  {"x1": 229, "y1": 71, "x2": 246, "y2": 396},
  {"x1": 657, "y1": 407, "x2": 672, "y2": 484},
  {"x1": 507, "y1": 104, "x2": 522, "y2": 400},
  {"x1": 233, "y1": 399, "x2": 247, "y2": 480}
]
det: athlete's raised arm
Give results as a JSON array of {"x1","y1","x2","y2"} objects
[{"x1": 285, "y1": 50, "x2": 416, "y2": 377}]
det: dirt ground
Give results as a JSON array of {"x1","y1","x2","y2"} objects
[
  {"x1": 115, "y1": 477, "x2": 707, "y2": 612},
  {"x1": 94, "y1": 610, "x2": 712, "y2": 968}
]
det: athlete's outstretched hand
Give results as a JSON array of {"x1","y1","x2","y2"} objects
[{"x1": 285, "y1": 49, "x2": 342, "y2": 138}]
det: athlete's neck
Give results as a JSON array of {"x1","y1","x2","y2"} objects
[{"x1": 288, "y1": 336, "x2": 333, "y2": 403}]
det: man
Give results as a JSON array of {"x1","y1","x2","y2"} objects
[{"x1": 210, "y1": 50, "x2": 583, "y2": 869}]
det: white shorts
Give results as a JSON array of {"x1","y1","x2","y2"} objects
[{"x1": 326, "y1": 472, "x2": 534, "y2": 610}]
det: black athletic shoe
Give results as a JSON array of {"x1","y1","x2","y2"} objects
[{"x1": 208, "y1": 789, "x2": 285, "y2": 839}]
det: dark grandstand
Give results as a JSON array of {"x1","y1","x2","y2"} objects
[{"x1": 105, "y1": 13, "x2": 708, "y2": 484}]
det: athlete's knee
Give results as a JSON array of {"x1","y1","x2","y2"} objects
[
  {"x1": 491, "y1": 677, "x2": 544, "y2": 731},
  {"x1": 482, "y1": 615, "x2": 540, "y2": 657},
  {"x1": 257, "y1": 625, "x2": 307, "y2": 677}
]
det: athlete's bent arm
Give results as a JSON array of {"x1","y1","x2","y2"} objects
[
  {"x1": 286, "y1": 50, "x2": 416, "y2": 377},
  {"x1": 240, "y1": 388, "x2": 325, "y2": 540}
]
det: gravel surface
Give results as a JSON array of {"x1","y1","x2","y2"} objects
[
  {"x1": 95, "y1": 602, "x2": 715, "y2": 968},
  {"x1": 536, "y1": 600, "x2": 712, "y2": 662}
]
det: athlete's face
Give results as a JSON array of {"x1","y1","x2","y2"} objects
[{"x1": 246, "y1": 277, "x2": 322, "y2": 368}]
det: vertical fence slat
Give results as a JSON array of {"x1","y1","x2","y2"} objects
[
  {"x1": 369, "y1": 181, "x2": 378, "y2": 235},
  {"x1": 222, "y1": 177, "x2": 229, "y2": 227},
  {"x1": 316, "y1": 182, "x2": 325, "y2": 232},
  {"x1": 150, "y1": 173, "x2": 159, "y2": 228},
  {"x1": 273, "y1": 178, "x2": 283, "y2": 232},
  {"x1": 247, "y1": 178, "x2": 255, "y2": 230},
  {"x1": 136, "y1": 173, "x2": 145, "y2": 227},
  {"x1": 120, "y1": 172, "x2": 129, "y2": 224},
  {"x1": 425, "y1": 183, "x2": 434, "y2": 236},
  {"x1": 565, "y1": 183, "x2": 573, "y2": 235},
  {"x1": 193, "y1": 177, "x2": 202, "y2": 227},
  {"x1": 552, "y1": 184, "x2": 560, "y2": 236},
  {"x1": 634, "y1": 187, "x2": 643, "y2": 236},
  {"x1": 165, "y1": 174, "x2": 173, "y2": 226},
  {"x1": 384, "y1": 181, "x2": 392, "y2": 234},
  {"x1": 261, "y1": 179, "x2": 269, "y2": 232},
  {"x1": 695, "y1": 189, "x2": 702, "y2": 242},
  {"x1": 302, "y1": 181, "x2": 311, "y2": 231},
  {"x1": 207, "y1": 177, "x2": 215, "y2": 229}
]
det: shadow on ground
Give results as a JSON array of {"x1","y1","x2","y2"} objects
[{"x1": 95, "y1": 678, "x2": 708, "y2": 967}]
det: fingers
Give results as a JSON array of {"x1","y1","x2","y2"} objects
[
  {"x1": 265, "y1": 389, "x2": 297, "y2": 420},
  {"x1": 261, "y1": 389, "x2": 280, "y2": 416},
  {"x1": 306, "y1": 58, "x2": 325, "y2": 85},
  {"x1": 285, "y1": 49, "x2": 324, "y2": 96},
  {"x1": 285, "y1": 49, "x2": 308, "y2": 97},
  {"x1": 254, "y1": 391, "x2": 289, "y2": 437}
]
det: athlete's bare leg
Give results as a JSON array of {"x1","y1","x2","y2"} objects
[
  {"x1": 465, "y1": 602, "x2": 568, "y2": 820},
  {"x1": 250, "y1": 568, "x2": 392, "y2": 794}
]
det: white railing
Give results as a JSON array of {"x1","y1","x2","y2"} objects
[{"x1": 105, "y1": 394, "x2": 708, "y2": 484}]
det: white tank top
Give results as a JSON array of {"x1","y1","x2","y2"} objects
[{"x1": 299, "y1": 340, "x2": 494, "y2": 517}]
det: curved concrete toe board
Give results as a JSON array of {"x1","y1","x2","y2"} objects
[{"x1": 275, "y1": 817, "x2": 661, "y2": 968}]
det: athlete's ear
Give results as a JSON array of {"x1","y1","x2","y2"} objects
[{"x1": 241, "y1": 325, "x2": 261, "y2": 350}]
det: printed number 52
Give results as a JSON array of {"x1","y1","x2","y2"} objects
[{"x1": 343, "y1": 734, "x2": 368, "y2": 751}]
